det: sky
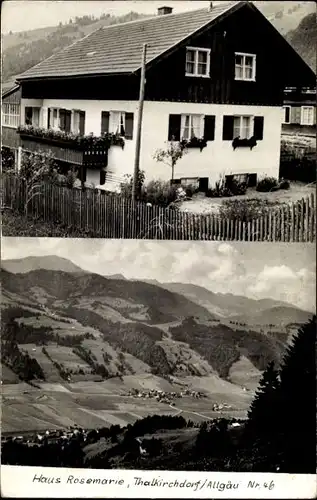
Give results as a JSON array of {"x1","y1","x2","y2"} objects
[
  {"x1": 1, "y1": 0, "x2": 212, "y2": 34},
  {"x1": 2, "y1": 237, "x2": 315, "y2": 312}
]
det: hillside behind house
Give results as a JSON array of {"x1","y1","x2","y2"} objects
[
  {"x1": 285, "y1": 12, "x2": 317, "y2": 71},
  {"x1": 2, "y1": 2, "x2": 315, "y2": 82}
]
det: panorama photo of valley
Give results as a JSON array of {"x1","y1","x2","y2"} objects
[{"x1": 1, "y1": 238, "x2": 315, "y2": 473}]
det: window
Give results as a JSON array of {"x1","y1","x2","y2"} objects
[
  {"x1": 283, "y1": 106, "x2": 291, "y2": 124},
  {"x1": 48, "y1": 108, "x2": 85, "y2": 135},
  {"x1": 222, "y1": 115, "x2": 264, "y2": 141},
  {"x1": 48, "y1": 108, "x2": 59, "y2": 130},
  {"x1": 181, "y1": 177, "x2": 199, "y2": 188},
  {"x1": 2, "y1": 103, "x2": 20, "y2": 128},
  {"x1": 25, "y1": 106, "x2": 40, "y2": 126},
  {"x1": 102, "y1": 111, "x2": 134, "y2": 139},
  {"x1": 235, "y1": 53, "x2": 256, "y2": 81},
  {"x1": 73, "y1": 110, "x2": 85, "y2": 135},
  {"x1": 110, "y1": 111, "x2": 126, "y2": 135},
  {"x1": 59, "y1": 108, "x2": 72, "y2": 133},
  {"x1": 168, "y1": 114, "x2": 215, "y2": 142},
  {"x1": 301, "y1": 106, "x2": 314, "y2": 126},
  {"x1": 233, "y1": 116, "x2": 252, "y2": 139},
  {"x1": 185, "y1": 47, "x2": 211, "y2": 77},
  {"x1": 181, "y1": 114, "x2": 204, "y2": 140}
]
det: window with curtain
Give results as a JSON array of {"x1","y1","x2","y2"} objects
[
  {"x1": 301, "y1": 106, "x2": 314, "y2": 126},
  {"x1": 235, "y1": 53, "x2": 256, "y2": 81},
  {"x1": 181, "y1": 114, "x2": 203, "y2": 140},
  {"x1": 233, "y1": 116, "x2": 252, "y2": 139},
  {"x1": 109, "y1": 111, "x2": 125, "y2": 135},
  {"x1": 73, "y1": 110, "x2": 85, "y2": 135},
  {"x1": 59, "y1": 109, "x2": 71, "y2": 133},
  {"x1": 185, "y1": 47, "x2": 210, "y2": 77},
  {"x1": 25, "y1": 106, "x2": 40, "y2": 126}
]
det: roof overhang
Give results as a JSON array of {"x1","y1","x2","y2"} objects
[
  {"x1": 2, "y1": 84, "x2": 20, "y2": 98},
  {"x1": 16, "y1": 71, "x2": 134, "y2": 83}
]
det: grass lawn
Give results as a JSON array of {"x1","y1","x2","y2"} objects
[
  {"x1": 179, "y1": 181, "x2": 316, "y2": 215},
  {"x1": 1, "y1": 209, "x2": 91, "y2": 237}
]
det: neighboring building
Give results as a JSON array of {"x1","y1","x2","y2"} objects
[
  {"x1": 2, "y1": 82, "x2": 22, "y2": 170},
  {"x1": 282, "y1": 87, "x2": 316, "y2": 137},
  {"x1": 8, "y1": 1, "x2": 317, "y2": 189}
]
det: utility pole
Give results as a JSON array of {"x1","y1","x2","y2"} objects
[{"x1": 132, "y1": 43, "x2": 147, "y2": 200}]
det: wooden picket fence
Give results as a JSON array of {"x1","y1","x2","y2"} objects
[{"x1": 1, "y1": 175, "x2": 315, "y2": 242}]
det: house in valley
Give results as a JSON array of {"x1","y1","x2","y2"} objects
[{"x1": 11, "y1": 1, "x2": 316, "y2": 190}]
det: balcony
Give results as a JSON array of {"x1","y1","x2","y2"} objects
[{"x1": 17, "y1": 126, "x2": 124, "y2": 167}]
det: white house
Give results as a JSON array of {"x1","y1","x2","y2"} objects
[{"x1": 13, "y1": 1, "x2": 316, "y2": 191}]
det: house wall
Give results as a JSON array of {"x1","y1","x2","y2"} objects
[
  {"x1": 139, "y1": 101, "x2": 282, "y2": 186},
  {"x1": 19, "y1": 98, "x2": 282, "y2": 187}
]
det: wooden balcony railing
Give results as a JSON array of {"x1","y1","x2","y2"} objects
[
  {"x1": 19, "y1": 134, "x2": 84, "y2": 165},
  {"x1": 16, "y1": 126, "x2": 123, "y2": 167}
]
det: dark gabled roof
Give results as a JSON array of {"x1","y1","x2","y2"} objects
[
  {"x1": 2, "y1": 81, "x2": 20, "y2": 98},
  {"x1": 17, "y1": 1, "x2": 241, "y2": 80}
]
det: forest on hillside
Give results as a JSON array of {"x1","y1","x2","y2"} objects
[
  {"x1": 2, "y1": 12, "x2": 148, "y2": 82},
  {"x1": 285, "y1": 12, "x2": 316, "y2": 71}
]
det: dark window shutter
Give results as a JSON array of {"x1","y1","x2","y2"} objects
[
  {"x1": 168, "y1": 114, "x2": 181, "y2": 141},
  {"x1": 253, "y1": 116, "x2": 264, "y2": 140},
  {"x1": 222, "y1": 116, "x2": 234, "y2": 140},
  {"x1": 204, "y1": 115, "x2": 215, "y2": 141},
  {"x1": 100, "y1": 169, "x2": 106, "y2": 185},
  {"x1": 125, "y1": 112, "x2": 134, "y2": 139},
  {"x1": 101, "y1": 111, "x2": 109, "y2": 135},
  {"x1": 47, "y1": 108, "x2": 51, "y2": 128},
  {"x1": 79, "y1": 111, "x2": 85, "y2": 135}
]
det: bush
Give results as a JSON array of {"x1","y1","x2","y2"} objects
[
  {"x1": 120, "y1": 170, "x2": 145, "y2": 198},
  {"x1": 206, "y1": 176, "x2": 247, "y2": 198},
  {"x1": 279, "y1": 156, "x2": 316, "y2": 184},
  {"x1": 219, "y1": 198, "x2": 277, "y2": 222},
  {"x1": 256, "y1": 177, "x2": 279, "y2": 192},
  {"x1": 141, "y1": 180, "x2": 178, "y2": 207},
  {"x1": 278, "y1": 179, "x2": 290, "y2": 190},
  {"x1": 182, "y1": 183, "x2": 200, "y2": 198}
]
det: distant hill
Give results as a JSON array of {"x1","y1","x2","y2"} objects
[
  {"x1": 285, "y1": 12, "x2": 316, "y2": 71},
  {"x1": 2, "y1": 2, "x2": 315, "y2": 82},
  {"x1": 1, "y1": 262, "x2": 311, "y2": 387},
  {"x1": 153, "y1": 282, "x2": 313, "y2": 324},
  {"x1": 2, "y1": 256, "x2": 86, "y2": 275},
  {"x1": 2, "y1": 12, "x2": 149, "y2": 82}
]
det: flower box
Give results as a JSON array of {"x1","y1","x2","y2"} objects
[
  {"x1": 17, "y1": 126, "x2": 125, "y2": 151},
  {"x1": 232, "y1": 136, "x2": 257, "y2": 151},
  {"x1": 180, "y1": 137, "x2": 207, "y2": 152}
]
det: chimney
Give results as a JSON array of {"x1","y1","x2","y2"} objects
[
  {"x1": 209, "y1": 2, "x2": 213, "y2": 11},
  {"x1": 157, "y1": 6, "x2": 173, "y2": 15}
]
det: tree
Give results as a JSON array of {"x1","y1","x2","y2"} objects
[
  {"x1": 274, "y1": 316, "x2": 316, "y2": 472},
  {"x1": 243, "y1": 317, "x2": 316, "y2": 473},
  {"x1": 247, "y1": 361, "x2": 280, "y2": 436},
  {"x1": 153, "y1": 141, "x2": 186, "y2": 181}
]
